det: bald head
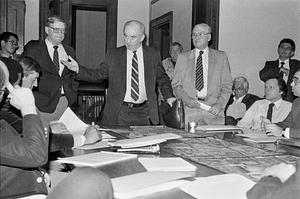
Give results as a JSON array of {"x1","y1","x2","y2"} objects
[{"x1": 123, "y1": 20, "x2": 145, "y2": 51}]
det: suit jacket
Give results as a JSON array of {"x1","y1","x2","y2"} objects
[
  {"x1": 172, "y1": 48, "x2": 232, "y2": 110},
  {"x1": 259, "y1": 59, "x2": 300, "y2": 102},
  {"x1": 225, "y1": 93, "x2": 260, "y2": 114},
  {"x1": 0, "y1": 114, "x2": 49, "y2": 198},
  {"x1": 277, "y1": 97, "x2": 300, "y2": 138},
  {"x1": 78, "y1": 45, "x2": 174, "y2": 125},
  {"x1": 22, "y1": 40, "x2": 79, "y2": 113}
]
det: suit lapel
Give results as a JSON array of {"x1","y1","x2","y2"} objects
[
  {"x1": 41, "y1": 41, "x2": 59, "y2": 74},
  {"x1": 143, "y1": 46, "x2": 152, "y2": 95},
  {"x1": 207, "y1": 48, "x2": 216, "y2": 93},
  {"x1": 120, "y1": 47, "x2": 127, "y2": 95}
]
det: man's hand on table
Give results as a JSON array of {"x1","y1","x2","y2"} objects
[
  {"x1": 84, "y1": 125, "x2": 103, "y2": 145},
  {"x1": 263, "y1": 163, "x2": 296, "y2": 183}
]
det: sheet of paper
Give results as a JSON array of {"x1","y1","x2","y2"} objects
[
  {"x1": 197, "y1": 101, "x2": 211, "y2": 111},
  {"x1": 196, "y1": 124, "x2": 243, "y2": 131},
  {"x1": 56, "y1": 151, "x2": 137, "y2": 167},
  {"x1": 243, "y1": 137, "x2": 280, "y2": 143},
  {"x1": 111, "y1": 133, "x2": 181, "y2": 148},
  {"x1": 112, "y1": 171, "x2": 192, "y2": 199},
  {"x1": 138, "y1": 157, "x2": 197, "y2": 172},
  {"x1": 180, "y1": 173, "x2": 255, "y2": 199},
  {"x1": 58, "y1": 107, "x2": 88, "y2": 134},
  {"x1": 74, "y1": 141, "x2": 111, "y2": 150}
]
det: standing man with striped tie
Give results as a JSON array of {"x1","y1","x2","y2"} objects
[
  {"x1": 172, "y1": 23, "x2": 232, "y2": 125},
  {"x1": 66, "y1": 20, "x2": 176, "y2": 126}
]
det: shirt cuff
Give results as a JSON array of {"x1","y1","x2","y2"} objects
[
  {"x1": 72, "y1": 135, "x2": 86, "y2": 148},
  {"x1": 283, "y1": 128, "x2": 290, "y2": 138}
]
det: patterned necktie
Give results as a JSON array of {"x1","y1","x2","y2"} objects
[
  {"x1": 53, "y1": 45, "x2": 59, "y2": 71},
  {"x1": 266, "y1": 103, "x2": 275, "y2": 122},
  {"x1": 195, "y1": 51, "x2": 204, "y2": 91},
  {"x1": 131, "y1": 51, "x2": 139, "y2": 101},
  {"x1": 279, "y1": 61, "x2": 285, "y2": 77}
]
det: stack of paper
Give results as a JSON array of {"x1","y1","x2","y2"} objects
[
  {"x1": 111, "y1": 133, "x2": 181, "y2": 148},
  {"x1": 138, "y1": 157, "x2": 197, "y2": 173},
  {"x1": 112, "y1": 171, "x2": 192, "y2": 199},
  {"x1": 180, "y1": 173, "x2": 255, "y2": 199},
  {"x1": 56, "y1": 151, "x2": 137, "y2": 167},
  {"x1": 196, "y1": 125, "x2": 243, "y2": 132}
]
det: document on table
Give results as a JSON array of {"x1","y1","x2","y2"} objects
[
  {"x1": 180, "y1": 173, "x2": 255, "y2": 199},
  {"x1": 112, "y1": 171, "x2": 192, "y2": 199},
  {"x1": 111, "y1": 133, "x2": 181, "y2": 148},
  {"x1": 196, "y1": 124, "x2": 243, "y2": 132},
  {"x1": 138, "y1": 157, "x2": 197, "y2": 172},
  {"x1": 56, "y1": 151, "x2": 137, "y2": 167}
]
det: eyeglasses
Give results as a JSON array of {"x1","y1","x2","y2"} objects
[
  {"x1": 48, "y1": 26, "x2": 65, "y2": 34},
  {"x1": 6, "y1": 40, "x2": 18, "y2": 46},
  {"x1": 192, "y1": 32, "x2": 210, "y2": 37}
]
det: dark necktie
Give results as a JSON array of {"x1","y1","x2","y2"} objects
[
  {"x1": 266, "y1": 103, "x2": 275, "y2": 122},
  {"x1": 53, "y1": 45, "x2": 59, "y2": 71},
  {"x1": 279, "y1": 62, "x2": 285, "y2": 77},
  {"x1": 195, "y1": 51, "x2": 204, "y2": 91},
  {"x1": 131, "y1": 51, "x2": 139, "y2": 101}
]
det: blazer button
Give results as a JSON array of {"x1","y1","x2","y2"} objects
[{"x1": 37, "y1": 177, "x2": 43, "y2": 183}]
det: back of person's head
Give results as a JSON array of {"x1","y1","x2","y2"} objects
[
  {"x1": 0, "y1": 32, "x2": 19, "y2": 50},
  {"x1": 171, "y1": 42, "x2": 183, "y2": 53},
  {"x1": 18, "y1": 56, "x2": 41, "y2": 75},
  {"x1": 46, "y1": 15, "x2": 66, "y2": 27},
  {"x1": 278, "y1": 38, "x2": 296, "y2": 52}
]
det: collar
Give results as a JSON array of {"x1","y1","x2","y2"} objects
[
  {"x1": 45, "y1": 38, "x2": 61, "y2": 49},
  {"x1": 127, "y1": 45, "x2": 143, "y2": 55},
  {"x1": 195, "y1": 47, "x2": 208, "y2": 57},
  {"x1": 234, "y1": 94, "x2": 246, "y2": 102},
  {"x1": 269, "y1": 98, "x2": 283, "y2": 109},
  {"x1": 278, "y1": 59, "x2": 289, "y2": 65}
]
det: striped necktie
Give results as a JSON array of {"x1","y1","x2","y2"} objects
[
  {"x1": 131, "y1": 51, "x2": 139, "y2": 101},
  {"x1": 195, "y1": 51, "x2": 204, "y2": 91},
  {"x1": 53, "y1": 45, "x2": 59, "y2": 71}
]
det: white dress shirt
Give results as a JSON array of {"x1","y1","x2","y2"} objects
[{"x1": 124, "y1": 46, "x2": 147, "y2": 103}]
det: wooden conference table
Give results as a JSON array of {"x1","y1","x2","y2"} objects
[{"x1": 51, "y1": 126, "x2": 300, "y2": 199}]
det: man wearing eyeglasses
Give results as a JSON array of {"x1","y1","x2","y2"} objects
[
  {"x1": 172, "y1": 23, "x2": 232, "y2": 126},
  {"x1": 259, "y1": 38, "x2": 300, "y2": 102},
  {"x1": 0, "y1": 32, "x2": 23, "y2": 85},
  {"x1": 22, "y1": 16, "x2": 79, "y2": 126}
]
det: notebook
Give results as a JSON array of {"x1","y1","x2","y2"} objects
[
  {"x1": 138, "y1": 157, "x2": 197, "y2": 172},
  {"x1": 56, "y1": 151, "x2": 137, "y2": 167}
]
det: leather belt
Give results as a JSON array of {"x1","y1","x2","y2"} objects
[
  {"x1": 122, "y1": 101, "x2": 147, "y2": 108},
  {"x1": 197, "y1": 97, "x2": 205, "y2": 101},
  {"x1": 61, "y1": 94, "x2": 66, "y2": 96}
]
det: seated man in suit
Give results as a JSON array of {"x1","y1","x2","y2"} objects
[
  {"x1": 237, "y1": 77, "x2": 292, "y2": 133},
  {"x1": 259, "y1": 38, "x2": 300, "y2": 102},
  {"x1": 172, "y1": 23, "x2": 232, "y2": 125},
  {"x1": 0, "y1": 60, "x2": 113, "y2": 199},
  {"x1": 225, "y1": 76, "x2": 260, "y2": 125},
  {"x1": 263, "y1": 69, "x2": 300, "y2": 138}
]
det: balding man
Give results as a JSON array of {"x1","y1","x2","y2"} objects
[
  {"x1": 172, "y1": 23, "x2": 232, "y2": 125},
  {"x1": 65, "y1": 20, "x2": 175, "y2": 126}
]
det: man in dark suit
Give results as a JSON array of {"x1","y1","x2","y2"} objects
[
  {"x1": 225, "y1": 76, "x2": 260, "y2": 125},
  {"x1": 22, "y1": 16, "x2": 79, "y2": 126},
  {"x1": 259, "y1": 38, "x2": 300, "y2": 102},
  {"x1": 0, "y1": 59, "x2": 113, "y2": 199},
  {"x1": 64, "y1": 20, "x2": 175, "y2": 126}
]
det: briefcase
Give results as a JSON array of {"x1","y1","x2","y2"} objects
[{"x1": 161, "y1": 99, "x2": 185, "y2": 129}]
